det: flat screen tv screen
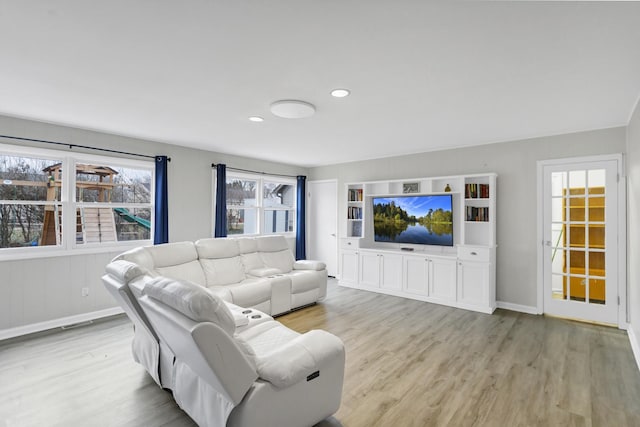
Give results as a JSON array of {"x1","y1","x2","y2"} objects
[{"x1": 372, "y1": 194, "x2": 453, "y2": 246}]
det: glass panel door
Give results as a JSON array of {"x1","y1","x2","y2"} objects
[{"x1": 543, "y1": 159, "x2": 618, "y2": 324}]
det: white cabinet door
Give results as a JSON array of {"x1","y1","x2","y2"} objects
[
  {"x1": 380, "y1": 254, "x2": 403, "y2": 291},
  {"x1": 340, "y1": 250, "x2": 359, "y2": 285},
  {"x1": 404, "y1": 256, "x2": 429, "y2": 295},
  {"x1": 457, "y1": 260, "x2": 490, "y2": 307},
  {"x1": 430, "y1": 257, "x2": 457, "y2": 302},
  {"x1": 359, "y1": 251, "x2": 381, "y2": 288}
]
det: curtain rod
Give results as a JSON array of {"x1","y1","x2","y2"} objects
[
  {"x1": 211, "y1": 162, "x2": 301, "y2": 179},
  {"x1": 0, "y1": 134, "x2": 170, "y2": 161}
]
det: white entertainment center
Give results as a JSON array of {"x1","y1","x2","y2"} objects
[{"x1": 339, "y1": 173, "x2": 497, "y2": 314}]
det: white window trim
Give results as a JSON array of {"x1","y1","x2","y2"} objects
[
  {"x1": 0, "y1": 143, "x2": 154, "y2": 260},
  {"x1": 214, "y1": 170, "x2": 296, "y2": 237}
]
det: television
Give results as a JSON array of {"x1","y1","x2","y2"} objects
[{"x1": 372, "y1": 194, "x2": 454, "y2": 246}]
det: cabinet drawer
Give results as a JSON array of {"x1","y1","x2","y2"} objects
[
  {"x1": 340, "y1": 238, "x2": 360, "y2": 250},
  {"x1": 458, "y1": 246, "x2": 490, "y2": 262}
]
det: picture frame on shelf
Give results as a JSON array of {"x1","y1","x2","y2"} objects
[{"x1": 403, "y1": 182, "x2": 420, "y2": 194}]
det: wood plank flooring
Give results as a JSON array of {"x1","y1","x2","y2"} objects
[{"x1": 1, "y1": 279, "x2": 639, "y2": 427}]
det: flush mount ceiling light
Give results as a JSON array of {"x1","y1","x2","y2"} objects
[
  {"x1": 330, "y1": 88, "x2": 350, "y2": 98},
  {"x1": 270, "y1": 100, "x2": 315, "y2": 119},
  {"x1": 248, "y1": 116, "x2": 264, "y2": 122}
]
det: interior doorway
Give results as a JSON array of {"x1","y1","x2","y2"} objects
[
  {"x1": 538, "y1": 154, "x2": 626, "y2": 326},
  {"x1": 307, "y1": 180, "x2": 338, "y2": 277}
]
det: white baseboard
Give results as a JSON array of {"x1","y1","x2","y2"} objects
[
  {"x1": 496, "y1": 301, "x2": 538, "y2": 315},
  {"x1": 628, "y1": 324, "x2": 640, "y2": 373},
  {"x1": 0, "y1": 307, "x2": 124, "y2": 341}
]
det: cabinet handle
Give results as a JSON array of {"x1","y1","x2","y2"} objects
[{"x1": 470, "y1": 251, "x2": 477, "y2": 256}]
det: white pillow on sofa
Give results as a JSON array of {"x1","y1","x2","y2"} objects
[{"x1": 143, "y1": 276, "x2": 236, "y2": 335}]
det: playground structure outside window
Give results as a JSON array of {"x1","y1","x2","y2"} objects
[{"x1": 0, "y1": 143, "x2": 154, "y2": 255}]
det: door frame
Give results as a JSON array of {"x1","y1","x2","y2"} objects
[
  {"x1": 306, "y1": 179, "x2": 338, "y2": 277},
  {"x1": 537, "y1": 153, "x2": 627, "y2": 328}
]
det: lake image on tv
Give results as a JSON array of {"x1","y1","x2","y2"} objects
[{"x1": 373, "y1": 195, "x2": 453, "y2": 246}]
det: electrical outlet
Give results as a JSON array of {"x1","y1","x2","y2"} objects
[{"x1": 81, "y1": 287, "x2": 89, "y2": 297}]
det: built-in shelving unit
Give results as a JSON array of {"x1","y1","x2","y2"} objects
[
  {"x1": 347, "y1": 185, "x2": 364, "y2": 237},
  {"x1": 340, "y1": 173, "x2": 497, "y2": 314}
]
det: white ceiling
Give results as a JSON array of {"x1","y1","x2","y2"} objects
[{"x1": 1, "y1": 1, "x2": 640, "y2": 167}]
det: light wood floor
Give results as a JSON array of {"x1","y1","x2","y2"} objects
[{"x1": 2, "y1": 279, "x2": 640, "y2": 427}]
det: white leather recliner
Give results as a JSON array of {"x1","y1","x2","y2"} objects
[{"x1": 138, "y1": 276, "x2": 345, "y2": 427}]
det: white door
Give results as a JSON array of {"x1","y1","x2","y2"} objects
[
  {"x1": 307, "y1": 180, "x2": 338, "y2": 276},
  {"x1": 540, "y1": 156, "x2": 623, "y2": 325}
]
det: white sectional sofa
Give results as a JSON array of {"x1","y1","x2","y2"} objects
[
  {"x1": 102, "y1": 235, "x2": 342, "y2": 427},
  {"x1": 111, "y1": 235, "x2": 327, "y2": 316}
]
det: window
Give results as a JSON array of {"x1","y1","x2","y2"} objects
[
  {"x1": 0, "y1": 153, "x2": 63, "y2": 248},
  {"x1": 0, "y1": 144, "x2": 154, "y2": 253},
  {"x1": 263, "y1": 180, "x2": 295, "y2": 234},
  {"x1": 224, "y1": 173, "x2": 296, "y2": 236},
  {"x1": 74, "y1": 162, "x2": 152, "y2": 244}
]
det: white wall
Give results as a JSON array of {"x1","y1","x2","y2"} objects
[
  {"x1": 627, "y1": 98, "x2": 640, "y2": 366},
  {"x1": 0, "y1": 115, "x2": 307, "y2": 338},
  {"x1": 309, "y1": 127, "x2": 626, "y2": 310}
]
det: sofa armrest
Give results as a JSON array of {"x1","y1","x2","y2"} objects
[
  {"x1": 293, "y1": 260, "x2": 326, "y2": 271},
  {"x1": 105, "y1": 260, "x2": 148, "y2": 284},
  {"x1": 255, "y1": 330, "x2": 344, "y2": 388}
]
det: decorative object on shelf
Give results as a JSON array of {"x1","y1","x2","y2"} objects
[
  {"x1": 402, "y1": 182, "x2": 420, "y2": 194},
  {"x1": 444, "y1": 184, "x2": 451, "y2": 192},
  {"x1": 352, "y1": 221, "x2": 362, "y2": 237}
]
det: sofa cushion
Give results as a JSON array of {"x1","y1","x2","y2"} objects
[
  {"x1": 248, "y1": 267, "x2": 281, "y2": 278},
  {"x1": 195, "y1": 238, "x2": 240, "y2": 259},
  {"x1": 256, "y1": 235, "x2": 290, "y2": 252},
  {"x1": 143, "y1": 276, "x2": 235, "y2": 336},
  {"x1": 206, "y1": 285, "x2": 233, "y2": 302},
  {"x1": 235, "y1": 321, "x2": 299, "y2": 360},
  {"x1": 226, "y1": 279, "x2": 272, "y2": 308},
  {"x1": 260, "y1": 249, "x2": 295, "y2": 274},
  {"x1": 147, "y1": 241, "x2": 199, "y2": 267},
  {"x1": 155, "y1": 261, "x2": 206, "y2": 286},
  {"x1": 240, "y1": 252, "x2": 264, "y2": 274},
  {"x1": 200, "y1": 256, "x2": 246, "y2": 286},
  {"x1": 237, "y1": 237, "x2": 258, "y2": 254},
  {"x1": 145, "y1": 242, "x2": 206, "y2": 285}
]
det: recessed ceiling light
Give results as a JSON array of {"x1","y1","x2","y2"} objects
[
  {"x1": 270, "y1": 100, "x2": 315, "y2": 119},
  {"x1": 248, "y1": 116, "x2": 264, "y2": 122},
  {"x1": 331, "y1": 88, "x2": 350, "y2": 98}
]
